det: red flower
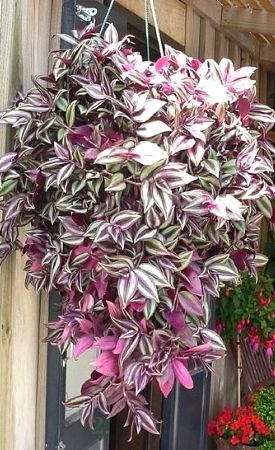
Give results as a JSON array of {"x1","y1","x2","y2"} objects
[
  {"x1": 207, "y1": 421, "x2": 216, "y2": 436},
  {"x1": 241, "y1": 435, "x2": 249, "y2": 444},
  {"x1": 231, "y1": 436, "x2": 240, "y2": 445},
  {"x1": 208, "y1": 404, "x2": 271, "y2": 443}
]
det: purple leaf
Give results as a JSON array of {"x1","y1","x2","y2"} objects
[
  {"x1": 158, "y1": 365, "x2": 175, "y2": 397},
  {"x1": 0, "y1": 152, "x2": 17, "y2": 172},
  {"x1": 92, "y1": 351, "x2": 119, "y2": 377},
  {"x1": 74, "y1": 335, "x2": 94, "y2": 358},
  {"x1": 178, "y1": 291, "x2": 203, "y2": 316},
  {"x1": 171, "y1": 359, "x2": 193, "y2": 389}
]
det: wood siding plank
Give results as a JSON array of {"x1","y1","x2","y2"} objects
[
  {"x1": 229, "y1": 41, "x2": 242, "y2": 67},
  {"x1": 117, "y1": 0, "x2": 186, "y2": 46},
  {"x1": 182, "y1": 0, "x2": 222, "y2": 25},
  {"x1": 185, "y1": 6, "x2": 201, "y2": 57},
  {"x1": 215, "y1": 31, "x2": 229, "y2": 61},
  {"x1": 258, "y1": 0, "x2": 275, "y2": 12},
  {"x1": 0, "y1": 1, "x2": 58, "y2": 449},
  {"x1": 222, "y1": 7, "x2": 275, "y2": 35},
  {"x1": 259, "y1": 67, "x2": 268, "y2": 103},
  {"x1": 204, "y1": 21, "x2": 216, "y2": 59},
  {"x1": 241, "y1": 49, "x2": 251, "y2": 66}
]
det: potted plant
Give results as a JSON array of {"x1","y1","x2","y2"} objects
[
  {"x1": 208, "y1": 405, "x2": 272, "y2": 449},
  {"x1": 248, "y1": 385, "x2": 275, "y2": 435},
  {"x1": 216, "y1": 271, "x2": 275, "y2": 388},
  {"x1": 0, "y1": 23, "x2": 275, "y2": 438}
]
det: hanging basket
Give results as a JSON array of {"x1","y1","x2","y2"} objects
[
  {"x1": 0, "y1": 21, "x2": 275, "y2": 439},
  {"x1": 215, "y1": 437, "x2": 258, "y2": 450}
]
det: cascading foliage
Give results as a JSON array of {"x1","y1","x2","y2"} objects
[{"x1": 0, "y1": 23, "x2": 275, "y2": 438}]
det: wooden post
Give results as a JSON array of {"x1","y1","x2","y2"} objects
[
  {"x1": 236, "y1": 335, "x2": 242, "y2": 408},
  {"x1": 0, "y1": 1, "x2": 59, "y2": 449}
]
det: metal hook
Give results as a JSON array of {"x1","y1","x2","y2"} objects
[{"x1": 76, "y1": 5, "x2": 98, "y2": 23}]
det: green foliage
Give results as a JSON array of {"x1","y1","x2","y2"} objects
[
  {"x1": 217, "y1": 271, "x2": 275, "y2": 347},
  {"x1": 253, "y1": 386, "x2": 275, "y2": 433},
  {"x1": 260, "y1": 440, "x2": 275, "y2": 450}
]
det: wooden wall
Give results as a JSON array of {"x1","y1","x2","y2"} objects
[{"x1": 0, "y1": 2, "x2": 61, "y2": 450}]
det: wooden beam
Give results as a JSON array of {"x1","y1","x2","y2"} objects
[
  {"x1": 117, "y1": 0, "x2": 187, "y2": 46},
  {"x1": 225, "y1": 30, "x2": 260, "y2": 57},
  {"x1": 258, "y1": 0, "x2": 275, "y2": 13},
  {"x1": 260, "y1": 44, "x2": 275, "y2": 62},
  {"x1": 181, "y1": 0, "x2": 275, "y2": 66},
  {"x1": 182, "y1": 0, "x2": 222, "y2": 25},
  {"x1": 222, "y1": 7, "x2": 275, "y2": 35}
]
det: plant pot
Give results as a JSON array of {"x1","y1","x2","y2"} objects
[{"x1": 215, "y1": 437, "x2": 257, "y2": 450}]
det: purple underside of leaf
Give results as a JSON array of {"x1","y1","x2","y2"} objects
[{"x1": 171, "y1": 359, "x2": 194, "y2": 389}]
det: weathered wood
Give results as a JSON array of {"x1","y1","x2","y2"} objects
[
  {"x1": 241, "y1": 49, "x2": 251, "y2": 66},
  {"x1": 49, "y1": 0, "x2": 63, "y2": 67},
  {"x1": 204, "y1": 21, "x2": 216, "y2": 59},
  {"x1": 215, "y1": 31, "x2": 229, "y2": 61},
  {"x1": 251, "y1": 57, "x2": 260, "y2": 99},
  {"x1": 259, "y1": 67, "x2": 268, "y2": 104},
  {"x1": 260, "y1": 44, "x2": 275, "y2": 63},
  {"x1": 0, "y1": 1, "x2": 56, "y2": 449},
  {"x1": 35, "y1": 293, "x2": 49, "y2": 450},
  {"x1": 182, "y1": 0, "x2": 222, "y2": 25},
  {"x1": 225, "y1": 29, "x2": 260, "y2": 58},
  {"x1": 229, "y1": 40, "x2": 241, "y2": 67},
  {"x1": 35, "y1": 6, "x2": 62, "y2": 447},
  {"x1": 117, "y1": 0, "x2": 186, "y2": 46},
  {"x1": 185, "y1": 5, "x2": 201, "y2": 57},
  {"x1": 246, "y1": 0, "x2": 262, "y2": 8},
  {"x1": 181, "y1": 0, "x2": 275, "y2": 64},
  {"x1": 258, "y1": 0, "x2": 275, "y2": 12},
  {"x1": 222, "y1": 7, "x2": 275, "y2": 35}
]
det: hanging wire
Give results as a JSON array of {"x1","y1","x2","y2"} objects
[
  {"x1": 144, "y1": 0, "x2": 151, "y2": 61},
  {"x1": 149, "y1": 0, "x2": 164, "y2": 57},
  {"x1": 99, "y1": 0, "x2": 116, "y2": 35}
]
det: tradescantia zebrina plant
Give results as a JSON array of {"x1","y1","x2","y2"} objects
[{"x1": 0, "y1": 23, "x2": 275, "y2": 438}]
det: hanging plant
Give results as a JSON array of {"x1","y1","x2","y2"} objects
[
  {"x1": 0, "y1": 23, "x2": 275, "y2": 438},
  {"x1": 216, "y1": 271, "x2": 275, "y2": 358}
]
